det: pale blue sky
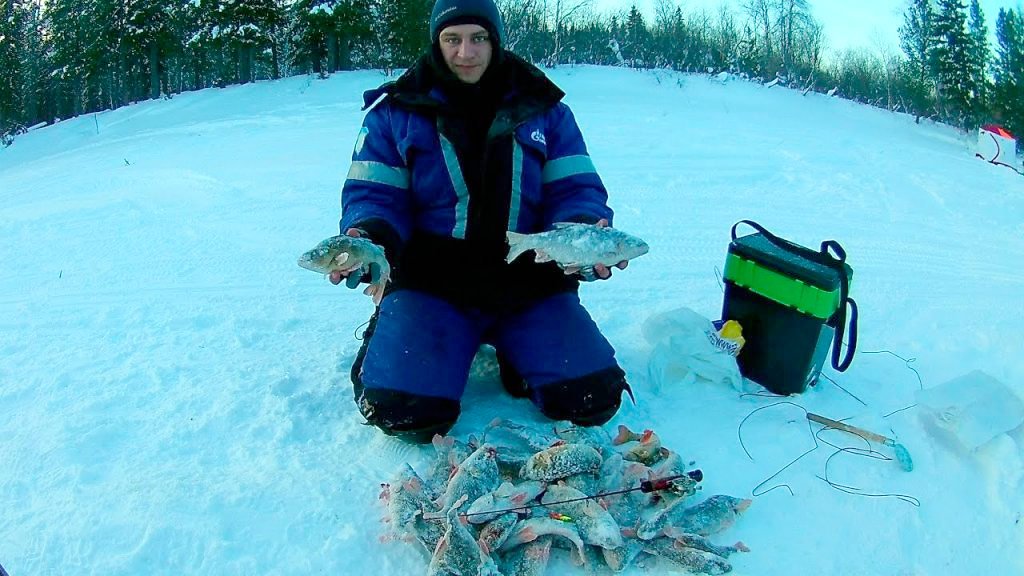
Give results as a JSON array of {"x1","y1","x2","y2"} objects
[{"x1": 593, "y1": 0, "x2": 1021, "y2": 55}]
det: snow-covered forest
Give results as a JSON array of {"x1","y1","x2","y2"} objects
[{"x1": 1, "y1": 0, "x2": 1023, "y2": 146}]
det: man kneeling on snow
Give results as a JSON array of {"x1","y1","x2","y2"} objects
[{"x1": 330, "y1": 0, "x2": 632, "y2": 442}]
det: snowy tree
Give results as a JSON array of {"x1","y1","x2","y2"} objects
[
  {"x1": 930, "y1": 0, "x2": 972, "y2": 126},
  {"x1": 992, "y1": 8, "x2": 1024, "y2": 148},
  {"x1": 776, "y1": 0, "x2": 811, "y2": 76},
  {"x1": 363, "y1": 0, "x2": 430, "y2": 72},
  {"x1": 621, "y1": 4, "x2": 651, "y2": 66},
  {"x1": 899, "y1": 0, "x2": 936, "y2": 122},
  {"x1": 42, "y1": 0, "x2": 96, "y2": 117},
  {"x1": 121, "y1": 0, "x2": 178, "y2": 100},
  {"x1": 0, "y1": 0, "x2": 27, "y2": 139},
  {"x1": 289, "y1": 0, "x2": 371, "y2": 76},
  {"x1": 965, "y1": 0, "x2": 990, "y2": 125},
  {"x1": 210, "y1": 0, "x2": 283, "y2": 84}
]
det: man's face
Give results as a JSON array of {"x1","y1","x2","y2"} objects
[{"x1": 438, "y1": 24, "x2": 493, "y2": 84}]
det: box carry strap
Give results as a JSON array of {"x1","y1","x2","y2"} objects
[{"x1": 731, "y1": 220, "x2": 858, "y2": 372}]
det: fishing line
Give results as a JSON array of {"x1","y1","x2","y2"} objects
[
  {"x1": 421, "y1": 473, "x2": 701, "y2": 522},
  {"x1": 818, "y1": 373, "x2": 867, "y2": 407},
  {"x1": 860, "y1": 348, "x2": 925, "y2": 387},
  {"x1": 739, "y1": 401, "x2": 818, "y2": 497},
  {"x1": 882, "y1": 404, "x2": 917, "y2": 418},
  {"x1": 814, "y1": 426, "x2": 921, "y2": 506},
  {"x1": 739, "y1": 403, "x2": 920, "y2": 505},
  {"x1": 739, "y1": 391, "x2": 787, "y2": 400}
]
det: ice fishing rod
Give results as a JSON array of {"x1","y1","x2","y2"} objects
[{"x1": 426, "y1": 470, "x2": 704, "y2": 522}]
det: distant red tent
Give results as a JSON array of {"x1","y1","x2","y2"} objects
[{"x1": 981, "y1": 124, "x2": 1014, "y2": 139}]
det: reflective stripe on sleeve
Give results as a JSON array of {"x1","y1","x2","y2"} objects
[
  {"x1": 541, "y1": 154, "x2": 597, "y2": 184},
  {"x1": 346, "y1": 161, "x2": 410, "y2": 189}
]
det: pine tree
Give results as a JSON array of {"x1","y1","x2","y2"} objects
[
  {"x1": 964, "y1": 0, "x2": 990, "y2": 126},
  {"x1": 43, "y1": 0, "x2": 98, "y2": 118},
  {"x1": 291, "y1": 0, "x2": 371, "y2": 76},
  {"x1": 993, "y1": 8, "x2": 1024, "y2": 148},
  {"x1": 121, "y1": 0, "x2": 177, "y2": 100},
  {"x1": 930, "y1": 0, "x2": 972, "y2": 126},
  {"x1": 622, "y1": 5, "x2": 651, "y2": 67},
  {"x1": 214, "y1": 0, "x2": 283, "y2": 84},
  {"x1": 900, "y1": 0, "x2": 936, "y2": 122},
  {"x1": 0, "y1": 0, "x2": 26, "y2": 139}
]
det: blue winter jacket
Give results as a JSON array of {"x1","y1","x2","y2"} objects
[{"x1": 339, "y1": 53, "x2": 614, "y2": 310}]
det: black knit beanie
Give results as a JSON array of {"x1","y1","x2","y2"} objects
[{"x1": 429, "y1": 0, "x2": 505, "y2": 47}]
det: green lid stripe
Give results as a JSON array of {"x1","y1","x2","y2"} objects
[{"x1": 724, "y1": 253, "x2": 843, "y2": 319}]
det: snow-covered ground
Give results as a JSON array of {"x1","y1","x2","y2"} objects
[{"x1": 0, "y1": 66, "x2": 1021, "y2": 576}]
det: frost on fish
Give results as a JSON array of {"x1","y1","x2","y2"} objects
[
  {"x1": 667, "y1": 532, "x2": 750, "y2": 558},
  {"x1": 602, "y1": 538, "x2": 645, "y2": 573},
  {"x1": 383, "y1": 422, "x2": 750, "y2": 574},
  {"x1": 562, "y1": 471, "x2": 600, "y2": 496},
  {"x1": 478, "y1": 512, "x2": 520, "y2": 555},
  {"x1": 522, "y1": 443, "x2": 602, "y2": 482},
  {"x1": 380, "y1": 464, "x2": 444, "y2": 554},
  {"x1": 427, "y1": 507, "x2": 502, "y2": 576},
  {"x1": 600, "y1": 461, "x2": 653, "y2": 529},
  {"x1": 505, "y1": 223, "x2": 649, "y2": 272},
  {"x1": 642, "y1": 537, "x2": 733, "y2": 575},
  {"x1": 671, "y1": 495, "x2": 752, "y2": 537},
  {"x1": 484, "y1": 418, "x2": 560, "y2": 453},
  {"x1": 501, "y1": 535, "x2": 554, "y2": 576},
  {"x1": 466, "y1": 481, "x2": 547, "y2": 524},
  {"x1": 500, "y1": 516, "x2": 586, "y2": 558},
  {"x1": 553, "y1": 421, "x2": 614, "y2": 453},
  {"x1": 437, "y1": 443, "x2": 501, "y2": 514},
  {"x1": 426, "y1": 434, "x2": 473, "y2": 497},
  {"x1": 542, "y1": 484, "x2": 624, "y2": 550}
]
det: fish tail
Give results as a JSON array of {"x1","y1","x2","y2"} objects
[{"x1": 506, "y1": 231, "x2": 530, "y2": 263}]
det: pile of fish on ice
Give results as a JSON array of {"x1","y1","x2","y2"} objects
[{"x1": 379, "y1": 418, "x2": 751, "y2": 575}]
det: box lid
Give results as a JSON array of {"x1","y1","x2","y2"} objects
[{"x1": 729, "y1": 233, "x2": 849, "y2": 290}]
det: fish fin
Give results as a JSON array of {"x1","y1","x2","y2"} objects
[
  {"x1": 478, "y1": 539, "x2": 490, "y2": 556},
  {"x1": 570, "y1": 546, "x2": 585, "y2": 566},
  {"x1": 431, "y1": 434, "x2": 445, "y2": 452},
  {"x1": 613, "y1": 424, "x2": 635, "y2": 445},
  {"x1": 534, "y1": 250, "x2": 554, "y2": 263},
  {"x1": 734, "y1": 541, "x2": 751, "y2": 553},
  {"x1": 494, "y1": 481, "x2": 516, "y2": 497},
  {"x1": 506, "y1": 231, "x2": 530, "y2": 263}
]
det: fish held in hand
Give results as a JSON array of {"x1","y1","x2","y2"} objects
[
  {"x1": 505, "y1": 223, "x2": 649, "y2": 274},
  {"x1": 297, "y1": 235, "x2": 391, "y2": 304}
]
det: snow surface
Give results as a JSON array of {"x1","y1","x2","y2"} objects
[{"x1": 1, "y1": 66, "x2": 1022, "y2": 576}]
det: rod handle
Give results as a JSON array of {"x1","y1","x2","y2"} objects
[{"x1": 806, "y1": 412, "x2": 890, "y2": 445}]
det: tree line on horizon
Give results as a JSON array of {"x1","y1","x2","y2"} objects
[{"x1": 0, "y1": 0, "x2": 1022, "y2": 151}]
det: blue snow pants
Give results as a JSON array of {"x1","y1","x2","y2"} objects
[{"x1": 352, "y1": 290, "x2": 628, "y2": 442}]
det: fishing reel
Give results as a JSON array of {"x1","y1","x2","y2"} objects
[{"x1": 639, "y1": 469, "x2": 703, "y2": 497}]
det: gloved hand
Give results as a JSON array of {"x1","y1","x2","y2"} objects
[
  {"x1": 328, "y1": 228, "x2": 385, "y2": 289},
  {"x1": 575, "y1": 218, "x2": 629, "y2": 282}
]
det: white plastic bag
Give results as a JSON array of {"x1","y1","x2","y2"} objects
[
  {"x1": 642, "y1": 307, "x2": 749, "y2": 393},
  {"x1": 915, "y1": 370, "x2": 1024, "y2": 451}
]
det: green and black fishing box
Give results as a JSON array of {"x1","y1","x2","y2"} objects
[{"x1": 721, "y1": 221, "x2": 858, "y2": 395}]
